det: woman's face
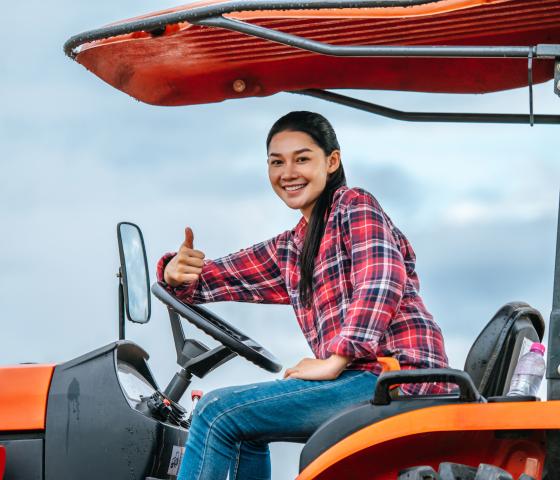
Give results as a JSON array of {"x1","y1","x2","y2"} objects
[{"x1": 267, "y1": 130, "x2": 340, "y2": 220}]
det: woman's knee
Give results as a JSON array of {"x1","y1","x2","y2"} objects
[{"x1": 194, "y1": 385, "x2": 239, "y2": 420}]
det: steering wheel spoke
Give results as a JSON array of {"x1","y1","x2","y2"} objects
[{"x1": 152, "y1": 282, "x2": 282, "y2": 373}]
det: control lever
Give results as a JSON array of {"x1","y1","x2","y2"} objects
[
  {"x1": 145, "y1": 391, "x2": 189, "y2": 428},
  {"x1": 188, "y1": 390, "x2": 204, "y2": 425}
]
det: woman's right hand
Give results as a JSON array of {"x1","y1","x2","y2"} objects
[{"x1": 163, "y1": 227, "x2": 206, "y2": 288}]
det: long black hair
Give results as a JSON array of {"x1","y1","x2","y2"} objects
[{"x1": 266, "y1": 111, "x2": 347, "y2": 307}]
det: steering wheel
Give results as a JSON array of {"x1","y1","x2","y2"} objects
[{"x1": 151, "y1": 282, "x2": 282, "y2": 373}]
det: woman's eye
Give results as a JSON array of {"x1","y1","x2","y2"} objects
[
  {"x1": 269, "y1": 159, "x2": 282, "y2": 166},
  {"x1": 296, "y1": 157, "x2": 309, "y2": 163}
]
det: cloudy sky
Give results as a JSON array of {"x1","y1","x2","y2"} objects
[{"x1": 1, "y1": 1, "x2": 559, "y2": 478}]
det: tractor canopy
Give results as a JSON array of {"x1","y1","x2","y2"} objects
[{"x1": 64, "y1": 0, "x2": 560, "y2": 108}]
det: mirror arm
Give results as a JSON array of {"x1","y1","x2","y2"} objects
[{"x1": 118, "y1": 267, "x2": 125, "y2": 340}]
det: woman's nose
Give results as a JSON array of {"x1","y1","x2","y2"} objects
[{"x1": 281, "y1": 162, "x2": 298, "y2": 180}]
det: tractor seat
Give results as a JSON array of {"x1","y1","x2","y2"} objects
[
  {"x1": 463, "y1": 302, "x2": 544, "y2": 398},
  {"x1": 299, "y1": 302, "x2": 545, "y2": 473}
]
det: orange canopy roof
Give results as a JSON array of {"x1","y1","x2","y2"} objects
[{"x1": 70, "y1": 0, "x2": 560, "y2": 106}]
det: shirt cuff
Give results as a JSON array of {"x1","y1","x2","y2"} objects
[
  {"x1": 327, "y1": 333, "x2": 380, "y2": 359},
  {"x1": 156, "y1": 252, "x2": 199, "y2": 303}
]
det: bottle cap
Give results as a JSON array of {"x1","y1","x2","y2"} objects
[{"x1": 530, "y1": 342, "x2": 546, "y2": 355}]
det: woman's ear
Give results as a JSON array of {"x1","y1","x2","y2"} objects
[{"x1": 327, "y1": 150, "x2": 341, "y2": 174}]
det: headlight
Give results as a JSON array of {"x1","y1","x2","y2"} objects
[{"x1": 117, "y1": 360, "x2": 157, "y2": 406}]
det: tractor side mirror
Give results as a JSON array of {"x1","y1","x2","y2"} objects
[{"x1": 117, "y1": 222, "x2": 151, "y2": 326}]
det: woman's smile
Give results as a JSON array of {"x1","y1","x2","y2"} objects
[{"x1": 283, "y1": 183, "x2": 308, "y2": 193}]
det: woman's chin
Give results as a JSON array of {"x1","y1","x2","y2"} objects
[
  {"x1": 276, "y1": 191, "x2": 314, "y2": 212},
  {"x1": 282, "y1": 196, "x2": 308, "y2": 210},
  {"x1": 284, "y1": 202, "x2": 303, "y2": 211}
]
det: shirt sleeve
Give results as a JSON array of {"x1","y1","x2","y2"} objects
[
  {"x1": 327, "y1": 191, "x2": 407, "y2": 359},
  {"x1": 156, "y1": 234, "x2": 290, "y2": 305}
]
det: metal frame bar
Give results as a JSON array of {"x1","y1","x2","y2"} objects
[
  {"x1": 556, "y1": 58, "x2": 560, "y2": 96},
  {"x1": 295, "y1": 89, "x2": 560, "y2": 124},
  {"x1": 63, "y1": 0, "x2": 560, "y2": 60},
  {"x1": 548, "y1": 193, "x2": 560, "y2": 401},
  {"x1": 63, "y1": 0, "x2": 463, "y2": 56},
  {"x1": 528, "y1": 51, "x2": 534, "y2": 126},
  {"x1": 197, "y1": 16, "x2": 548, "y2": 59}
]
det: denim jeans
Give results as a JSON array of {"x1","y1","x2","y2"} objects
[{"x1": 177, "y1": 370, "x2": 378, "y2": 480}]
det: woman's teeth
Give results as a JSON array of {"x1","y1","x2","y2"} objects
[{"x1": 284, "y1": 184, "x2": 306, "y2": 191}]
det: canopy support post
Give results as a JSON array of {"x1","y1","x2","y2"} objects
[
  {"x1": 528, "y1": 50, "x2": 534, "y2": 127},
  {"x1": 554, "y1": 57, "x2": 560, "y2": 97},
  {"x1": 547, "y1": 193, "x2": 560, "y2": 401}
]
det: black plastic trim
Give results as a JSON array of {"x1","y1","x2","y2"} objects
[
  {"x1": 0, "y1": 431, "x2": 44, "y2": 440},
  {"x1": 45, "y1": 342, "x2": 187, "y2": 479},
  {"x1": 59, "y1": 340, "x2": 148, "y2": 370},
  {"x1": 0, "y1": 437, "x2": 43, "y2": 480},
  {"x1": 116, "y1": 341, "x2": 160, "y2": 391}
]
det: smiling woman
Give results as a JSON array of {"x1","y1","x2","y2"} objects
[
  {"x1": 266, "y1": 112, "x2": 345, "y2": 308},
  {"x1": 157, "y1": 111, "x2": 450, "y2": 480}
]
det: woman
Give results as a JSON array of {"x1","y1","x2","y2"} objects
[{"x1": 158, "y1": 111, "x2": 449, "y2": 480}]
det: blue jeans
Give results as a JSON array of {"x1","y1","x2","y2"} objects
[{"x1": 178, "y1": 370, "x2": 378, "y2": 480}]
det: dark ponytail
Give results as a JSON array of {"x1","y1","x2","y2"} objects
[{"x1": 266, "y1": 111, "x2": 346, "y2": 307}]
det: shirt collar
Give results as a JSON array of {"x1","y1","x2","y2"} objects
[
  {"x1": 292, "y1": 216, "x2": 308, "y2": 252},
  {"x1": 290, "y1": 185, "x2": 349, "y2": 251}
]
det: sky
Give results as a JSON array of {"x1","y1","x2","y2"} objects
[{"x1": 1, "y1": 1, "x2": 559, "y2": 478}]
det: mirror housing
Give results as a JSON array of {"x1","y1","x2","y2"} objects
[{"x1": 117, "y1": 222, "x2": 151, "y2": 324}]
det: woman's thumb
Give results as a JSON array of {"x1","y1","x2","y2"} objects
[{"x1": 184, "y1": 227, "x2": 194, "y2": 249}]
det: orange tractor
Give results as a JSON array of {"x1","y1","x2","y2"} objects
[{"x1": 1, "y1": 0, "x2": 560, "y2": 478}]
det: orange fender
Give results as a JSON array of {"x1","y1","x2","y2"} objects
[
  {"x1": 0, "y1": 364, "x2": 55, "y2": 431},
  {"x1": 297, "y1": 400, "x2": 560, "y2": 479}
]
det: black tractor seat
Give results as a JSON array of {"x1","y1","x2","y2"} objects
[
  {"x1": 299, "y1": 302, "x2": 545, "y2": 473},
  {"x1": 464, "y1": 302, "x2": 544, "y2": 398}
]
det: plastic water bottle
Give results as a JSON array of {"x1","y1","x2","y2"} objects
[{"x1": 506, "y1": 342, "x2": 546, "y2": 397}]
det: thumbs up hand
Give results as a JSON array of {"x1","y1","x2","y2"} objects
[{"x1": 164, "y1": 227, "x2": 206, "y2": 288}]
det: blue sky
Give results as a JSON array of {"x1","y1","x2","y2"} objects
[{"x1": 1, "y1": 1, "x2": 559, "y2": 478}]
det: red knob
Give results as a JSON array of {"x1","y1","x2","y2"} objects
[{"x1": 191, "y1": 390, "x2": 203, "y2": 401}]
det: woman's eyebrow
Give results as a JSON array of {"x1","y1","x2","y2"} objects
[{"x1": 269, "y1": 148, "x2": 313, "y2": 157}]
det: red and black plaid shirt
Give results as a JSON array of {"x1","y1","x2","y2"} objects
[{"x1": 157, "y1": 187, "x2": 450, "y2": 394}]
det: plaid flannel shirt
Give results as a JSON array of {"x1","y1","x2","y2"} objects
[{"x1": 157, "y1": 187, "x2": 450, "y2": 395}]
